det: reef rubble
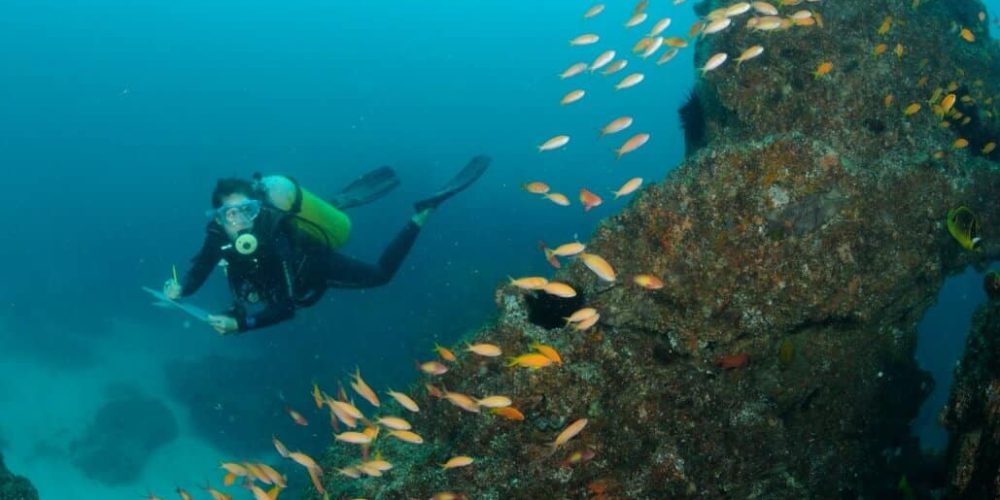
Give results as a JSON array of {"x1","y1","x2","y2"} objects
[{"x1": 312, "y1": 0, "x2": 1000, "y2": 498}]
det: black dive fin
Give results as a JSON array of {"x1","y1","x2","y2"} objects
[
  {"x1": 414, "y1": 155, "x2": 491, "y2": 212},
  {"x1": 329, "y1": 166, "x2": 401, "y2": 209}
]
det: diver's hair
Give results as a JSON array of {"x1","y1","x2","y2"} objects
[{"x1": 211, "y1": 178, "x2": 255, "y2": 208}]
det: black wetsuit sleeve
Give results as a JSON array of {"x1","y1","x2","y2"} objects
[
  {"x1": 235, "y1": 294, "x2": 295, "y2": 332},
  {"x1": 325, "y1": 220, "x2": 421, "y2": 288},
  {"x1": 181, "y1": 228, "x2": 225, "y2": 297}
]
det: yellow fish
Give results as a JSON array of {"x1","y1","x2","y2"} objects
[
  {"x1": 560, "y1": 89, "x2": 585, "y2": 105},
  {"x1": 377, "y1": 416, "x2": 412, "y2": 430},
  {"x1": 570, "y1": 33, "x2": 599, "y2": 46},
  {"x1": 386, "y1": 389, "x2": 420, "y2": 413},
  {"x1": 552, "y1": 418, "x2": 588, "y2": 448},
  {"x1": 614, "y1": 177, "x2": 643, "y2": 198},
  {"x1": 509, "y1": 276, "x2": 548, "y2": 290},
  {"x1": 601, "y1": 116, "x2": 633, "y2": 136},
  {"x1": 579, "y1": 252, "x2": 617, "y2": 281},
  {"x1": 350, "y1": 367, "x2": 380, "y2": 407},
  {"x1": 507, "y1": 353, "x2": 555, "y2": 369},
  {"x1": 538, "y1": 135, "x2": 570, "y2": 152},
  {"x1": 877, "y1": 16, "x2": 892, "y2": 35},
  {"x1": 531, "y1": 342, "x2": 563, "y2": 365},
  {"x1": 388, "y1": 429, "x2": 425, "y2": 444},
  {"x1": 616, "y1": 133, "x2": 650, "y2": 158},
  {"x1": 476, "y1": 395, "x2": 513, "y2": 408},
  {"x1": 559, "y1": 62, "x2": 588, "y2": 80},
  {"x1": 466, "y1": 342, "x2": 503, "y2": 357},
  {"x1": 543, "y1": 281, "x2": 577, "y2": 298},
  {"x1": 544, "y1": 192, "x2": 571, "y2": 206},
  {"x1": 814, "y1": 61, "x2": 833, "y2": 79},
  {"x1": 441, "y1": 456, "x2": 474, "y2": 469}
]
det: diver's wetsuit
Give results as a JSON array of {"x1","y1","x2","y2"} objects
[{"x1": 179, "y1": 208, "x2": 419, "y2": 332}]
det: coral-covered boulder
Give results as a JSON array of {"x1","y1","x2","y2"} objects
[
  {"x1": 0, "y1": 452, "x2": 37, "y2": 500},
  {"x1": 312, "y1": 0, "x2": 1000, "y2": 497}
]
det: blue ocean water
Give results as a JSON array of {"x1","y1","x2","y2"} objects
[{"x1": 0, "y1": 0, "x2": 997, "y2": 497}]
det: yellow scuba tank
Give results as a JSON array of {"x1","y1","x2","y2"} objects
[{"x1": 258, "y1": 175, "x2": 351, "y2": 249}]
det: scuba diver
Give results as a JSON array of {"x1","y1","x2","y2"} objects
[{"x1": 162, "y1": 155, "x2": 490, "y2": 334}]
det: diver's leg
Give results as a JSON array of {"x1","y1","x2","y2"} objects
[
  {"x1": 325, "y1": 221, "x2": 421, "y2": 288},
  {"x1": 413, "y1": 155, "x2": 490, "y2": 212}
]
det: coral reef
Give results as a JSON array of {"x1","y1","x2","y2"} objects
[
  {"x1": 310, "y1": 0, "x2": 1000, "y2": 497},
  {"x1": 0, "y1": 453, "x2": 37, "y2": 500},
  {"x1": 69, "y1": 387, "x2": 178, "y2": 485},
  {"x1": 943, "y1": 297, "x2": 1000, "y2": 498}
]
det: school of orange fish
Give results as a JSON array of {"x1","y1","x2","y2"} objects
[{"x1": 147, "y1": 0, "x2": 1000, "y2": 498}]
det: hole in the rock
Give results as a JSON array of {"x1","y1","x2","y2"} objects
[
  {"x1": 912, "y1": 267, "x2": 986, "y2": 452},
  {"x1": 525, "y1": 289, "x2": 585, "y2": 329}
]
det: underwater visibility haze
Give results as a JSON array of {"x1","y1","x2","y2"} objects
[{"x1": 3, "y1": 0, "x2": 1000, "y2": 498}]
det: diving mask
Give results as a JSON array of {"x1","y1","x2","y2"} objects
[{"x1": 208, "y1": 199, "x2": 262, "y2": 228}]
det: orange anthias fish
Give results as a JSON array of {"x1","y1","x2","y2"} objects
[
  {"x1": 538, "y1": 135, "x2": 570, "y2": 152},
  {"x1": 579, "y1": 252, "x2": 616, "y2": 282},
  {"x1": 523, "y1": 181, "x2": 550, "y2": 194},
  {"x1": 272, "y1": 435, "x2": 291, "y2": 457},
  {"x1": 544, "y1": 192, "x2": 571, "y2": 206},
  {"x1": 311, "y1": 383, "x2": 324, "y2": 409},
  {"x1": 388, "y1": 429, "x2": 425, "y2": 444},
  {"x1": 565, "y1": 307, "x2": 598, "y2": 325},
  {"x1": 531, "y1": 342, "x2": 563, "y2": 365},
  {"x1": 444, "y1": 391, "x2": 481, "y2": 413},
  {"x1": 543, "y1": 281, "x2": 577, "y2": 298},
  {"x1": 813, "y1": 61, "x2": 833, "y2": 79},
  {"x1": 288, "y1": 451, "x2": 322, "y2": 473},
  {"x1": 466, "y1": 342, "x2": 503, "y2": 357},
  {"x1": 560, "y1": 448, "x2": 597, "y2": 468},
  {"x1": 538, "y1": 241, "x2": 562, "y2": 269},
  {"x1": 350, "y1": 367, "x2": 381, "y2": 407},
  {"x1": 285, "y1": 407, "x2": 308, "y2": 426},
  {"x1": 441, "y1": 456, "x2": 475, "y2": 469},
  {"x1": 552, "y1": 418, "x2": 588, "y2": 448},
  {"x1": 614, "y1": 177, "x2": 643, "y2": 198},
  {"x1": 202, "y1": 485, "x2": 232, "y2": 500},
  {"x1": 419, "y1": 360, "x2": 449, "y2": 375},
  {"x1": 600, "y1": 116, "x2": 633, "y2": 137},
  {"x1": 508, "y1": 353, "x2": 555, "y2": 369},
  {"x1": 492, "y1": 406, "x2": 526, "y2": 421},
  {"x1": 552, "y1": 242, "x2": 586, "y2": 257},
  {"x1": 387, "y1": 389, "x2": 421, "y2": 412},
  {"x1": 579, "y1": 188, "x2": 603, "y2": 212},
  {"x1": 633, "y1": 274, "x2": 664, "y2": 290},
  {"x1": 616, "y1": 133, "x2": 650, "y2": 158},
  {"x1": 435, "y1": 343, "x2": 457, "y2": 362},
  {"x1": 509, "y1": 276, "x2": 549, "y2": 290}
]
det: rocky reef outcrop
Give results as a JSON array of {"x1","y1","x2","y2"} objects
[
  {"x1": 312, "y1": 0, "x2": 1000, "y2": 497},
  {"x1": 0, "y1": 453, "x2": 37, "y2": 500},
  {"x1": 943, "y1": 285, "x2": 1000, "y2": 498},
  {"x1": 69, "y1": 387, "x2": 178, "y2": 485}
]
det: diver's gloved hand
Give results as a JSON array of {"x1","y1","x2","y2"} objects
[
  {"x1": 163, "y1": 279, "x2": 182, "y2": 300},
  {"x1": 208, "y1": 314, "x2": 239, "y2": 335}
]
